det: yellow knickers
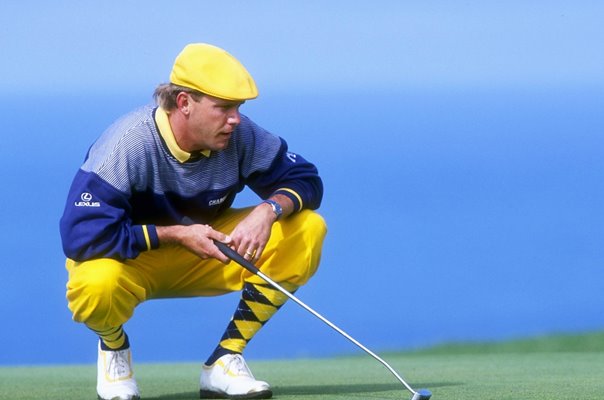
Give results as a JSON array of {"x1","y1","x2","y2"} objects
[{"x1": 65, "y1": 209, "x2": 327, "y2": 332}]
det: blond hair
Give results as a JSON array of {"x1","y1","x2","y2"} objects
[{"x1": 153, "y1": 83, "x2": 204, "y2": 110}]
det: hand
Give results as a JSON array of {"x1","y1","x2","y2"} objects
[
  {"x1": 157, "y1": 224, "x2": 232, "y2": 264},
  {"x1": 229, "y1": 203, "x2": 276, "y2": 263}
]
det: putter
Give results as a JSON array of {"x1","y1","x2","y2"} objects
[{"x1": 211, "y1": 239, "x2": 432, "y2": 400}]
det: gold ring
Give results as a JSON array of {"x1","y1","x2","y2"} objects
[{"x1": 245, "y1": 250, "x2": 255, "y2": 257}]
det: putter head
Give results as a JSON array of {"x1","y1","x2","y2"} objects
[{"x1": 410, "y1": 389, "x2": 432, "y2": 400}]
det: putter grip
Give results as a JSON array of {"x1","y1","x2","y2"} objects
[
  {"x1": 212, "y1": 240, "x2": 261, "y2": 275},
  {"x1": 180, "y1": 216, "x2": 260, "y2": 275}
]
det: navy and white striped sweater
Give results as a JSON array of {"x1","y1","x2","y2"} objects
[{"x1": 60, "y1": 105, "x2": 322, "y2": 261}]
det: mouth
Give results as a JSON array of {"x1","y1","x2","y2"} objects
[{"x1": 214, "y1": 131, "x2": 232, "y2": 149}]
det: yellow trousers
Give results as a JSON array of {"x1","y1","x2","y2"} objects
[{"x1": 65, "y1": 209, "x2": 327, "y2": 333}]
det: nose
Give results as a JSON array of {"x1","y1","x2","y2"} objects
[{"x1": 227, "y1": 108, "x2": 241, "y2": 126}]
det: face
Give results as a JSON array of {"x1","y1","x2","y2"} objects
[{"x1": 183, "y1": 94, "x2": 243, "y2": 152}]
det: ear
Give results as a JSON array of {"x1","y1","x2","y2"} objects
[{"x1": 175, "y1": 92, "x2": 190, "y2": 115}]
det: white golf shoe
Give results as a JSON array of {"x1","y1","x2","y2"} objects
[
  {"x1": 200, "y1": 354, "x2": 272, "y2": 399},
  {"x1": 97, "y1": 342, "x2": 140, "y2": 400}
]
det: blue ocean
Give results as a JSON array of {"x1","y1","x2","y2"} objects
[{"x1": 1, "y1": 86, "x2": 602, "y2": 365}]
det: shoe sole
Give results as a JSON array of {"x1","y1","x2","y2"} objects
[
  {"x1": 98, "y1": 396, "x2": 141, "y2": 400},
  {"x1": 199, "y1": 389, "x2": 272, "y2": 399}
]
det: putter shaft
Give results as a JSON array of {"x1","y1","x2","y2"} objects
[{"x1": 213, "y1": 240, "x2": 421, "y2": 396}]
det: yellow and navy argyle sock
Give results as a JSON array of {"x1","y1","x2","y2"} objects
[
  {"x1": 205, "y1": 282, "x2": 296, "y2": 365},
  {"x1": 91, "y1": 325, "x2": 129, "y2": 351}
]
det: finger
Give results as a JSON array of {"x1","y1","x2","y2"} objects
[
  {"x1": 202, "y1": 228, "x2": 232, "y2": 263},
  {"x1": 235, "y1": 239, "x2": 252, "y2": 259},
  {"x1": 208, "y1": 229, "x2": 231, "y2": 245},
  {"x1": 243, "y1": 247, "x2": 255, "y2": 260},
  {"x1": 208, "y1": 243, "x2": 231, "y2": 264},
  {"x1": 251, "y1": 244, "x2": 265, "y2": 263}
]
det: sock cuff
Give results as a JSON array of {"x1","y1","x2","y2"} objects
[
  {"x1": 100, "y1": 332, "x2": 130, "y2": 351},
  {"x1": 205, "y1": 346, "x2": 240, "y2": 366}
]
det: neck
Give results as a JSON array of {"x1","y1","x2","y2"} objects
[{"x1": 167, "y1": 111, "x2": 198, "y2": 152}]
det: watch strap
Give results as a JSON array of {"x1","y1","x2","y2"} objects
[{"x1": 263, "y1": 199, "x2": 283, "y2": 220}]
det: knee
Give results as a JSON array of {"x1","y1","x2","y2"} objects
[
  {"x1": 275, "y1": 210, "x2": 328, "y2": 285},
  {"x1": 66, "y1": 259, "x2": 145, "y2": 328},
  {"x1": 295, "y1": 211, "x2": 328, "y2": 265},
  {"x1": 302, "y1": 211, "x2": 327, "y2": 277},
  {"x1": 300, "y1": 210, "x2": 328, "y2": 247}
]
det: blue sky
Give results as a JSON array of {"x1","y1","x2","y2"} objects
[
  {"x1": 2, "y1": 1, "x2": 603, "y2": 94},
  {"x1": 1, "y1": 1, "x2": 603, "y2": 365}
]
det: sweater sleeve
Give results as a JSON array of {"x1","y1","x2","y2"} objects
[
  {"x1": 59, "y1": 169, "x2": 159, "y2": 261},
  {"x1": 245, "y1": 138, "x2": 324, "y2": 212}
]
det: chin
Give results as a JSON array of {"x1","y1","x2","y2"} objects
[{"x1": 213, "y1": 141, "x2": 230, "y2": 151}]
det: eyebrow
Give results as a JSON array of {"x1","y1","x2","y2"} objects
[{"x1": 215, "y1": 100, "x2": 245, "y2": 107}]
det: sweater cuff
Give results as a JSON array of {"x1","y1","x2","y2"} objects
[
  {"x1": 134, "y1": 224, "x2": 160, "y2": 252},
  {"x1": 273, "y1": 188, "x2": 303, "y2": 212}
]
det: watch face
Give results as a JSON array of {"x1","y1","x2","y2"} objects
[{"x1": 266, "y1": 200, "x2": 282, "y2": 219}]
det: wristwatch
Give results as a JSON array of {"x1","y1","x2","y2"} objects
[{"x1": 263, "y1": 199, "x2": 283, "y2": 220}]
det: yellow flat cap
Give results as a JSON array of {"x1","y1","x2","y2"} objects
[{"x1": 170, "y1": 43, "x2": 258, "y2": 101}]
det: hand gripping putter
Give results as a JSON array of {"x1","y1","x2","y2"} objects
[{"x1": 210, "y1": 238, "x2": 432, "y2": 400}]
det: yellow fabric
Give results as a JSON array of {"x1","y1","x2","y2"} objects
[
  {"x1": 245, "y1": 301, "x2": 279, "y2": 322},
  {"x1": 66, "y1": 258, "x2": 147, "y2": 331},
  {"x1": 154, "y1": 107, "x2": 210, "y2": 163},
  {"x1": 170, "y1": 43, "x2": 258, "y2": 101},
  {"x1": 219, "y1": 338, "x2": 247, "y2": 354},
  {"x1": 65, "y1": 209, "x2": 327, "y2": 332},
  {"x1": 217, "y1": 287, "x2": 290, "y2": 353},
  {"x1": 254, "y1": 284, "x2": 289, "y2": 306},
  {"x1": 233, "y1": 320, "x2": 263, "y2": 340},
  {"x1": 93, "y1": 326, "x2": 126, "y2": 350}
]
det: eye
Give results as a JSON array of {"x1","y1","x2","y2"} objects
[{"x1": 214, "y1": 101, "x2": 242, "y2": 113}]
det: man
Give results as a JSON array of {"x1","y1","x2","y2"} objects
[{"x1": 60, "y1": 43, "x2": 327, "y2": 400}]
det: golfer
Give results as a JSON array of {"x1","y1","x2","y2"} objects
[{"x1": 60, "y1": 43, "x2": 327, "y2": 400}]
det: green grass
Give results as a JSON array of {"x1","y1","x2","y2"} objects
[
  {"x1": 406, "y1": 331, "x2": 604, "y2": 355},
  {"x1": 1, "y1": 332, "x2": 603, "y2": 400}
]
